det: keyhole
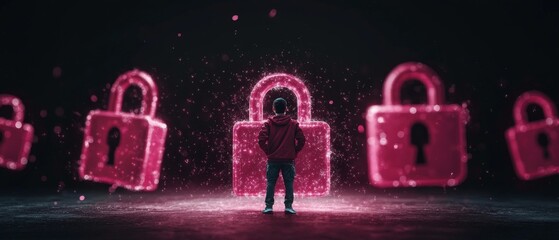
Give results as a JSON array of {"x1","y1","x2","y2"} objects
[
  {"x1": 536, "y1": 132, "x2": 550, "y2": 160},
  {"x1": 411, "y1": 122, "x2": 429, "y2": 165},
  {"x1": 106, "y1": 127, "x2": 121, "y2": 166}
]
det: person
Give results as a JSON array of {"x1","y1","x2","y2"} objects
[{"x1": 258, "y1": 98, "x2": 305, "y2": 215}]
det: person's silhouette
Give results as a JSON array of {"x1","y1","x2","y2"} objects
[{"x1": 258, "y1": 98, "x2": 305, "y2": 214}]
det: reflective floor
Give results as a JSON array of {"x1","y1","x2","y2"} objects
[{"x1": 1, "y1": 189, "x2": 558, "y2": 239}]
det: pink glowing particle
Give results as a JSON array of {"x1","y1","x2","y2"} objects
[
  {"x1": 269, "y1": 9, "x2": 277, "y2": 18},
  {"x1": 53, "y1": 126, "x2": 62, "y2": 134},
  {"x1": 329, "y1": 100, "x2": 334, "y2": 105},
  {"x1": 366, "y1": 62, "x2": 468, "y2": 188},
  {"x1": 177, "y1": 32, "x2": 182, "y2": 37},
  {"x1": 221, "y1": 54, "x2": 230, "y2": 62},
  {"x1": 0, "y1": 94, "x2": 34, "y2": 171},
  {"x1": 232, "y1": 15, "x2": 239, "y2": 21},
  {"x1": 233, "y1": 73, "x2": 331, "y2": 196},
  {"x1": 357, "y1": 125, "x2": 365, "y2": 133},
  {"x1": 79, "y1": 70, "x2": 168, "y2": 191},
  {"x1": 52, "y1": 66, "x2": 62, "y2": 78},
  {"x1": 79, "y1": 195, "x2": 85, "y2": 201},
  {"x1": 505, "y1": 91, "x2": 559, "y2": 180},
  {"x1": 90, "y1": 95, "x2": 98, "y2": 102}
]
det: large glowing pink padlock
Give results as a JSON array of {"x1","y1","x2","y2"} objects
[
  {"x1": 505, "y1": 91, "x2": 559, "y2": 180},
  {"x1": 233, "y1": 73, "x2": 331, "y2": 196},
  {"x1": 79, "y1": 70, "x2": 167, "y2": 191},
  {"x1": 366, "y1": 62, "x2": 468, "y2": 188},
  {"x1": 0, "y1": 95, "x2": 34, "y2": 170}
]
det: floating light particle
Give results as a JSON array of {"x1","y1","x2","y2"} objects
[
  {"x1": 90, "y1": 95, "x2": 98, "y2": 103},
  {"x1": 54, "y1": 126, "x2": 62, "y2": 134},
  {"x1": 221, "y1": 54, "x2": 230, "y2": 62},
  {"x1": 329, "y1": 100, "x2": 334, "y2": 105},
  {"x1": 269, "y1": 9, "x2": 277, "y2": 18},
  {"x1": 79, "y1": 195, "x2": 85, "y2": 201},
  {"x1": 447, "y1": 179, "x2": 456, "y2": 186},
  {"x1": 232, "y1": 15, "x2": 239, "y2": 21},
  {"x1": 357, "y1": 125, "x2": 365, "y2": 133},
  {"x1": 55, "y1": 107, "x2": 64, "y2": 117},
  {"x1": 379, "y1": 137, "x2": 387, "y2": 145},
  {"x1": 52, "y1": 66, "x2": 62, "y2": 78},
  {"x1": 177, "y1": 32, "x2": 182, "y2": 37}
]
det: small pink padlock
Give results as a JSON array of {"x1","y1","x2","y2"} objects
[
  {"x1": 79, "y1": 70, "x2": 167, "y2": 191},
  {"x1": 0, "y1": 95, "x2": 34, "y2": 170},
  {"x1": 506, "y1": 91, "x2": 559, "y2": 180}
]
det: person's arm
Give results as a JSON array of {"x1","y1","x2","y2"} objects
[
  {"x1": 258, "y1": 122, "x2": 270, "y2": 153},
  {"x1": 295, "y1": 123, "x2": 305, "y2": 153}
]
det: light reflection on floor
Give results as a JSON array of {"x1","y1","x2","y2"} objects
[{"x1": 1, "y1": 190, "x2": 558, "y2": 239}]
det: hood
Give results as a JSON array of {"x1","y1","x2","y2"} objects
[{"x1": 269, "y1": 115, "x2": 292, "y2": 126}]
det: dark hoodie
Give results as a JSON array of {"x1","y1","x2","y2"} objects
[{"x1": 258, "y1": 115, "x2": 306, "y2": 162}]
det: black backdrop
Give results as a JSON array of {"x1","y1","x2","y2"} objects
[{"x1": 1, "y1": 0, "x2": 559, "y2": 195}]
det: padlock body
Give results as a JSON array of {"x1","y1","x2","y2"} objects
[
  {"x1": 506, "y1": 120, "x2": 559, "y2": 180},
  {"x1": 79, "y1": 110, "x2": 167, "y2": 191},
  {"x1": 366, "y1": 104, "x2": 468, "y2": 187},
  {"x1": 232, "y1": 121, "x2": 330, "y2": 196},
  {"x1": 0, "y1": 118, "x2": 33, "y2": 170}
]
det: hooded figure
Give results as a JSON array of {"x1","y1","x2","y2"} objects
[
  {"x1": 258, "y1": 98, "x2": 305, "y2": 215},
  {"x1": 258, "y1": 114, "x2": 305, "y2": 161}
]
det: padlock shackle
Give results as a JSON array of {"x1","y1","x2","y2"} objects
[
  {"x1": 513, "y1": 91, "x2": 558, "y2": 126},
  {"x1": 108, "y1": 69, "x2": 158, "y2": 117},
  {"x1": 383, "y1": 62, "x2": 445, "y2": 105},
  {"x1": 249, "y1": 73, "x2": 312, "y2": 122},
  {"x1": 0, "y1": 94, "x2": 25, "y2": 122}
]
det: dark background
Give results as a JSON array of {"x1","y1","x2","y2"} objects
[{"x1": 1, "y1": 0, "x2": 558, "y2": 195}]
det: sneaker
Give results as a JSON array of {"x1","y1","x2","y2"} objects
[
  {"x1": 284, "y1": 207, "x2": 296, "y2": 215},
  {"x1": 262, "y1": 207, "x2": 273, "y2": 214}
]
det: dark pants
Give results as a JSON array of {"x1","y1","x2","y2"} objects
[{"x1": 265, "y1": 162, "x2": 295, "y2": 208}]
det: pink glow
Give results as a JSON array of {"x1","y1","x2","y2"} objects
[
  {"x1": 505, "y1": 91, "x2": 559, "y2": 180},
  {"x1": 52, "y1": 66, "x2": 62, "y2": 78},
  {"x1": 53, "y1": 126, "x2": 62, "y2": 135},
  {"x1": 269, "y1": 9, "x2": 277, "y2": 18},
  {"x1": 233, "y1": 73, "x2": 331, "y2": 196},
  {"x1": 90, "y1": 95, "x2": 98, "y2": 102},
  {"x1": 232, "y1": 15, "x2": 239, "y2": 21},
  {"x1": 366, "y1": 62, "x2": 469, "y2": 188},
  {"x1": 357, "y1": 125, "x2": 365, "y2": 133},
  {"x1": 79, "y1": 70, "x2": 168, "y2": 191},
  {"x1": 79, "y1": 195, "x2": 85, "y2": 201},
  {"x1": 0, "y1": 94, "x2": 34, "y2": 171}
]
